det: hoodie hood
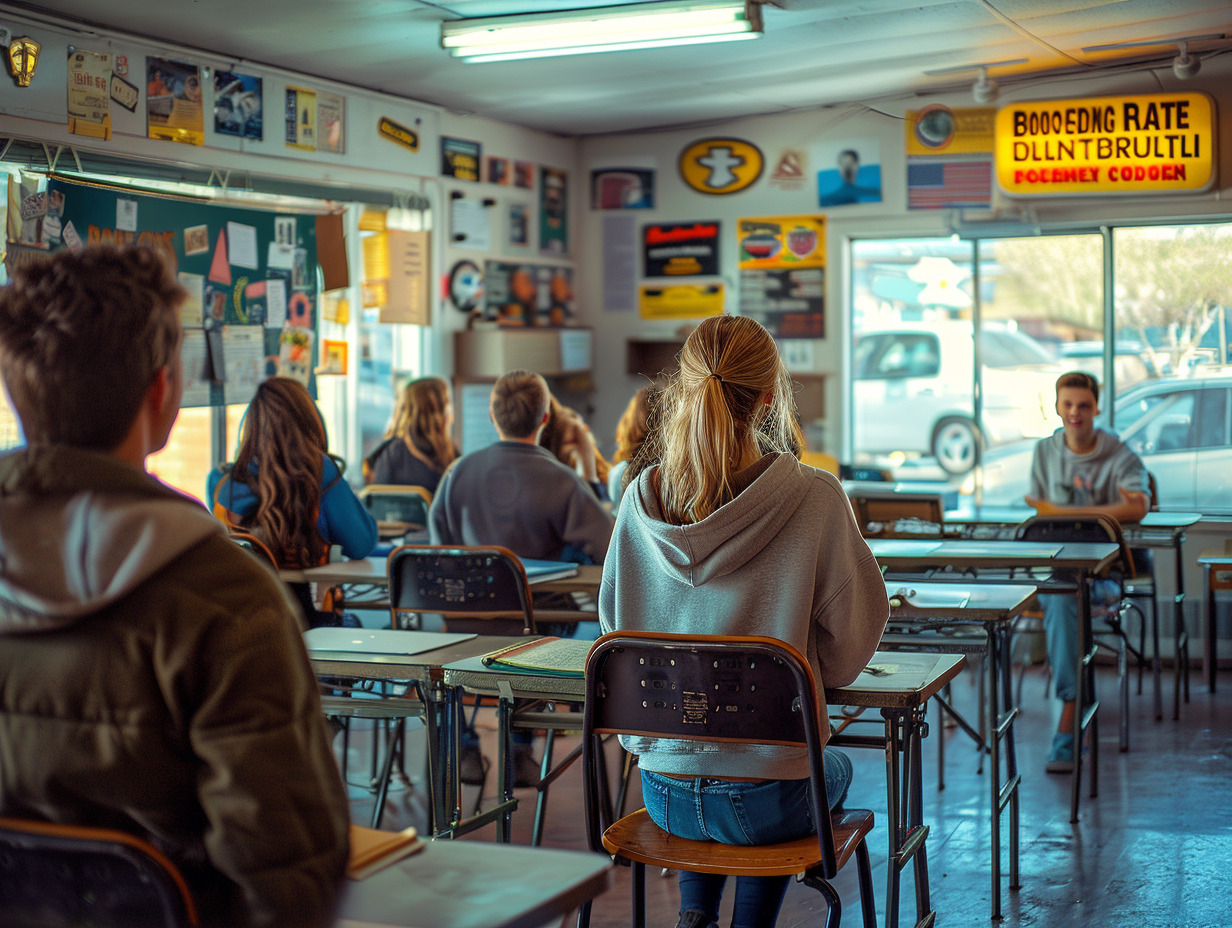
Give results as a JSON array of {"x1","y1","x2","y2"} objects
[
  {"x1": 0, "y1": 446, "x2": 223, "y2": 633},
  {"x1": 627, "y1": 453, "x2": 811, "y2": 587}
]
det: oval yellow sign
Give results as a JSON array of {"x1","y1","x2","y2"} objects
[{"x1": 679, "y1": 138, "x2": 764, "y2": 195}]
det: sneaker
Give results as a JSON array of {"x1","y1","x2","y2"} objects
[
  {"x1": 512, "y1": 743, "x2": 542, "y2": 789},
  {"x1": 674, "y1": 910, "x2": 718, "y2": 928},
  {"x1": 459, "y1": 743, "x2": 488, "y2": 785},
  {"x1": 1045, "y1": 731, "x2": 1075, "y2": 774}
]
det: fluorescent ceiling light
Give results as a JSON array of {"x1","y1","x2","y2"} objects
[{"x1": 442, "y1": 1, "x2": 764, "y2": 63}]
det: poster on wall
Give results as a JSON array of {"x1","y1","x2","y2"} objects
[
  {"x1": 383, "y1": 230, "x2": 431, "y2": 326},
  {"x1": 768, "y1": 148, "x2": 807, "y2": 191},
  {"x1": 486, "y1": 156, "x2": 510, "y2": 185},
  {"x1": 736, "y1": 216, "x2": 825, "y2": 269},
  {"x1": 286, "y1": 86, "x2": 317, "y2": 149},
  {"x1": 514, "y1": 161, "x2": 534, "y2": 189},
  {"x1": 146, "y1": 57, "x2": 204, "y2": 145},
  {"x1": 906, "y1": 105, "x2": 994, "y2": 209},
  {"x1": 591, "y1": 167, "x2": 655, "y2": 209},
  {"x1": 441, "y1": 137, "x2": 481, "y2": 181},
  {"x1": 484, "y1": 261, "x2": 574, "y2": 326},
  {"x1": 317, "y1": 91, "x2": 346, "y2": 154},
  {"x1": 739, "y1": 268, "x2": 825, "y2": 339},
  {"x1": 67, "y1": 49, "x2": 112, "y2": 140},
  {"x1": 814, "y1": 137, "x2": 881, "y2": 206},
  {"x1": 643, "y1": 221, "x2": 720, "y2": 277},
  {"x1": 213, "y1": 70, "x2": 263, "y2": 140},
  {"x1": 508, "y1": 203, "x2": 530, "y2": 247},
  {"x1": 639, "y1": 284, "x2": 725, "y2": 320},
  {"x1": 539, "y1": 166, "x2": 568, "y2": 256}
]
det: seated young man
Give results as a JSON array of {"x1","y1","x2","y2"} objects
[
  {"x1": 429, "y1": 369, "x2": 614, "y2": 786},
  {"x1": 0, "y1": 245, "x2": 350, "y2": 927},
  {"x1": 1025, "y1": 370, "x2": 1148, "y2": 773}
]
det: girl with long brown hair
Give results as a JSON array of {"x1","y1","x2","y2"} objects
[
  {"x1": 368, "y1": 376, "x2": 459, "y2": 493},
  {"x1": 599, "y1": 315, "x2": 888, "y2": 928},
  {"x1": 208, "y1": 377, "x2": 376, "y2": 570}
]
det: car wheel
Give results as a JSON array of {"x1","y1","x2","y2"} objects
[{"x1": 932, "y1": 417, "x2": 980, "y2": 474}]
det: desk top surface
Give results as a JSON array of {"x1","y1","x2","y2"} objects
[
  {"x1": 308, "y1": 633, "x2": 534, "y2": 677},
  {"x1": 884, "y1": 580, "x2": 1036, "y2": 620},
  {"x1": 286, "y1": 558, "x2": 601, "y2": 593},
  {"x1": 869, "y1": 537, "x2": 1119, "y2": 571},
  {"x1": 945, "y1": 507, "x2": 1202, "y2": 531},
  {"x1": 334, "y1": 838, "x2": 611, "y2": 928}
]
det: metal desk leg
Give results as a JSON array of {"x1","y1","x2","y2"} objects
[
  {"x1": 1175, "y1": 535, "x2": 1191, "y2": 715},
  {"x1": 1205, "y1": 563, "x2": 1217, "y2": 693},
  {"x1": 881, "y1": 706, "x2": 935, "y2": 928},
  {"x1": 1072, "y1": 573, "x2": 1100, "y2": 823},
  {"x1": 999, "y1": 626, "x2": 1021, "y2": 894}
]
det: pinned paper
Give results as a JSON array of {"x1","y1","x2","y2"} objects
[
  {"x1": 222, "y1": 325, "x2": 265, "y2": 405},
  {"x1": 226, "y1": 221, "x2": 258, "y2": 269},
  {"x1": 177, "y1": 272, "x2": 204, "y2": 327},
  {"x1": 278, "y1": 326, "x2": 314, "y2": 385},
  {"x1": 265, "y1": 278, "x2": 288, "y2": 327},
  {"x1": 184, "y1": 224, "x2": 209, "y2": 255},
  {"x1": 179, "y1": 330, "x2": 212, "y2": 406},
  {"x1": 116, "y1": 199, "x2": 138, "y2": 232},
  {"x1": 267, "y1": 241, "x2": 295, "y2": 270},
  {"x1": 208, "y1": 229, "x2": 231, "y2": 285},
  {"x1": 62, "y1": 221, "x2": 83, "y2": 254}
]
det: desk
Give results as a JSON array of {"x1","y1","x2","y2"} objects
[
  {"x1": 881, "y1": 581, "x2": 1034, "y2": 920},
  {"x1": 870, "y1": 538, "x2": 1119, "y2": 825},
  {"x1": 1198, "y1": 555, "x2": 1232, "y2": 691},
  {"x1": 444, "y1": 648, "x2": 963, "y2": 928},
  {"x1": 335, "y1": 837, "x2": 611, "y2": 928},
  {"x1": 946, "y1": 509, "x2": 1202, "y2": 720},
  {"x1": 306, "y1": 630, "x2": 534, "y2": 838}
]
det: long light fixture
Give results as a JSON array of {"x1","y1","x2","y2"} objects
[{"x1": 441, "y1": 1, "x2": 764, "y2": 64}]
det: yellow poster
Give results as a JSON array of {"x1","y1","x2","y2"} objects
[
  {"x1": 286, "y1": 87, "x2": 317, "y2": 150},
  {"x1": 146, "y1": 57, "x2": 204, "y2": 146},
  {"x1": 67, "y1": 49, "x2": 112, "y2": 140},
  {"x1": 737, "y1": 216, "x2": 825, "y2": 270},
  {"x1": 639, "y1": 284, "x2": 725, "y2": 320}
]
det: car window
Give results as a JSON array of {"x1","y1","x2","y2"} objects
[
  {"x1": 1196, "y1": 387, "x2": 1229, "y2": 449},
  {"x1": 978, "y1": 330, "x2": 1054, "y2": 368},
  {"x1": 1123, "y1": 390, "x2": 1196, "y2": 454},
  {"x1": 856, "y1": 333, "x2": 940, "y2": 379},
  {"x1": 1114, "y1": 390, "x2": 1169, "y2": 434}
]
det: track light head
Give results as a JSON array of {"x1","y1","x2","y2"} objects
[
  {"x1": 1172, "y1": 42, "x2": 1200, "y2": 79},
  {"x1": 972, "y1": 67, "x2": 998, "y2": 104}
]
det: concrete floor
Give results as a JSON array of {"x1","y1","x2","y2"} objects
[{"x1": 342, "y1": 662, "x2": 1232, "y2": 928}]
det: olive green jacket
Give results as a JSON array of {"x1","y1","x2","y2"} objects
[{"x1": 0, "y1": 447, "x2": 350, "y2": 927}]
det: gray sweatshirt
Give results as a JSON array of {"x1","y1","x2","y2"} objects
[
  {"x1": 599, "y1": 453, "x2": 889, "y2": 780},
  {"x1": 1029, "y1": 427, "x2": 1148, "y2": 506}
]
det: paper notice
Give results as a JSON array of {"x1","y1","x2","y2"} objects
[
  {"x1": 267, "y1": 242, "x2": 295, "y2": 270},
  {"x1": 265, "y1": 278, "x2": 288, "y2": 327},
  {"x1": 221, "y1": 325, "x2": 265, "y2": 405},
  {"x1": 179, "y1": 329, "x2": 212, "y2": 406},
  {"x1": 226, "y1": 222, "x2": 259, "y2": 269},
  {"x1": 177, "y1": 272, "x2": 205, "y2": 327},
  {"x1": 116, "y1": 199, "x2": 138, "y2": 232}
]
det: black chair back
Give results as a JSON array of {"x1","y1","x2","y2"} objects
[
  {"x1": 361, "y1": 485, "x2": 431, "y2": 526},
  {"x1": 851, "y1": 493, "x2": 944, "y2": 538},
  {"x1": 1016, "y1": 512, "x2": 1135, "y2": 577},
  {"x1": 0, "y1": 817, "x2": 198, "y2": 927},
  {"x1": 387, "y1": 544, "x2": 535, "y2": 634},
  {"x1": 581, "y1": 631, "x2": 839, "y2": 878}
]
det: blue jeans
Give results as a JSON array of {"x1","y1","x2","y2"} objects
[
  {"x1": 640, "y1": 749, "x2": 853, "y2": 928},
  {"x1": 1041, "y1": 579, "x2": 1120, "y2": 703}
]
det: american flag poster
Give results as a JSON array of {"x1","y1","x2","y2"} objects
[{"x1": 905, "y1": 106, "x2": 994, "y2": 210}]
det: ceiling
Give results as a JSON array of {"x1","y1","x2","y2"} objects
[{"x1": 9, "y1": 0, "x2": 1232, "y2": 136}]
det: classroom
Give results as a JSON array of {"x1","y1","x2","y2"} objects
[{"x1": 1, "y1": 2, "x2": 1231, "y2": 927}]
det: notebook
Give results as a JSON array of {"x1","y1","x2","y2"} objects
[
  {"x1": 304, "y1": 628, "x2": 476, "y2": 656},
  {"x1": 480, "y1": 637, "x2": 590, "y2": 677},
  {"x1": 520, "y1": 558, "x2": 580, "y2": 583},
  {"x1": 347, "y1": 824, "x2": 424, "y2": 880}
]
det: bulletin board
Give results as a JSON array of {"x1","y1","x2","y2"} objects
[{"x1": 43, "y1": 176, "x2": 319, "y2": 407}]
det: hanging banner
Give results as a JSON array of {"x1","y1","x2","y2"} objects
[
  {"x1": 643, "y1": 221, "x2": 720, "y2": 277},
  {"x1": 67, "y1": 48, "x2": 112, "y2": 140},
  {"x1": 146, "y1": 57, "x2": 204, "y2": 145},
  {"x1": 737, "y1": 216, "x2": 825, "y2": 270},
  {"x1": 995, "y1": 92, "x2": 1215, "y2": 196}
]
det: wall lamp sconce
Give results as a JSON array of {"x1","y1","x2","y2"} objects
[
  {"x1": 441, "y1": 1, "x2": 764, "y2": 64},
  {"x1": 6, "y1": 35, "x2": 41, "y2": 87}
]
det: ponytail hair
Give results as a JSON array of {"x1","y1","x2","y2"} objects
[{"x1": 656, "y1": 315, "x2": 798, "y2": 524}]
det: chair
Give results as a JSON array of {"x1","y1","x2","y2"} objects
[
  {"x1": 578, "y1": 632, "x2": 877, "y2": 928},
  {"x1": 850, "y1": 492, "x2": 944, "y2": 538},
  {"x1": 0, "y1": 816, "x2": 198, "y2": 927},
  {"x1": 1119, "y1": 473, "x2": 1169, "y2": 719},
  {"x1": 360, "y1": 484, "x2": 432, "y2": 538}
]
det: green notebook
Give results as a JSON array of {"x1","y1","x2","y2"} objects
[{"x1": 480, "y1": 637, "x2": 590, "y2": 677}]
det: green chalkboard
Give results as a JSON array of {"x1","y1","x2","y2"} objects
[{"x1": 45, "y1": 176, "x2": 319, "y2": 407}]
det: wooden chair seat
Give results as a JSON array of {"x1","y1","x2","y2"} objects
[{"x1": 601, "y1": 807, "x2": 875, "y2": 877}]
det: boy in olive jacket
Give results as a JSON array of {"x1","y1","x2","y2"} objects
[{"x1": 0, "y1": 245, "x2": 349, "y2": 927}]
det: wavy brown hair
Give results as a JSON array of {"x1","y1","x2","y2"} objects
[
  {"x1": 232, "y1": 377, "x2": 330, "y2": 567},
  {"x1": 613, "y1": 386, "x2": 657, "y2": 464},
  {"x1": 655, "y1": 316, "x2": 800, "y2": 524},
  {"x1": 390, "y1": 376, "x2": 458, "y2": 473}
]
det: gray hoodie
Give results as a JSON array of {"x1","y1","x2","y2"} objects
[
  {"x1": 599, "y1": 453, "x2": 889, "y2": 780},
  {"x1": 1029, "y1": 427, "x2": 1148, "y2": 507}
]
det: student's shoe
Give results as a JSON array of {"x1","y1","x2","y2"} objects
[
  {"x1": 1045, "y1": 732, "x2": 1075, "y2": 774},
  {"x1": 674, "y1": 910, "x2": 718, "y2": 928},
  {"x1": 512, "y1": 743, "x2": 542, "y2": 789},
  {"x1": 459, "y1": 743, "x2": 488, "y2": 785}
]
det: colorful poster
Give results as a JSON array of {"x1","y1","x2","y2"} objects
[
  {"x1": 484, "y1": 261, "x2": 573, "y2": 326},
  {"x1": 67, "y1": 49, "x2": 112, "y2": 140},
  {"x1": 514, "y1": 160, "x2": 534, "y2": 189},
  {"x1": 591, "y1": 167, "x2": 654, "y2": 209},
  {"x1": 907, "y1": 105, "x2": 994, "y2": 209},
  {"x1": 739, "y1": 268, "x2": 825, "y2": 339},
  {"x1": 815, "y1": 137, "x2": 882, "y2": 206},
  {"x1": 278, "y1": 326, "x2": 315, "y2": 384},
  {"x1": 321, "y1": 340, "x2": 348, "y2": 375},
  {"x1": 539, "y1": 166, "x2": 568, "y2": 256},
  {"x1": 643, "y1": 221, "x2": 720, "y2": 277},
  {"x1": 639, "y1": 284, "x2": 725, "y2": 320},
  {"x1": 486, "y1": 156, "x2": 510, "y2": 185},
  {"x1": 768, "y1": 148, "x2": 807, "y2": 191},
  {"x1": 509, "y1": 203, "x2": 529, "y2": 247},
  {"x1": 146, "y1": 57, "x2": 204, "y2": 145},
  {"x1": 213, "y1": 70, "x2": 263, "y2": 140},
  {"x1": 736, "y1": 216, "x2": 826, "y2": 270},
  {"x1": 383, "y1": 230, "x2": 431, "y2": 326},
  {"x1": 285, "y1": 86, "x2": 317, "y2": 149},
  {"x1": 317, "y1": 91, "x2": 345, "y2": 154},
  {"x1": 441, "y1": 137, "x2": 481, "y2": 181}
]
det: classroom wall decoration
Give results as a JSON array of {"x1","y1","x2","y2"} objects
[
  {"x1": 906, "y1": 105, "x2": 994, "y2": 209},
  {"x1": 67, "y1": 48, "x2": 112, "y2": 140},
  {"x1": 738, "y1": 267, "x2": 825, "y2": 338},
  {"x1": 642, "y1": 221, "x2": 720, "y2": 277},
  {"x1": 317, "y1": 91, "x2": 346, "y2": 154},
  {"x1": 484, "y1": 260, "x2": 573, "y2": 327},
  {"x1": 145, "y1": 57, "x2": 204, "y2": 145},
  {"x1": 213, "y1": 70, "x2": 263, "y2": 140},
  {"x1": 42, "y1": 176, "x2": 319, "y2": 407},
  {"x1": 639, "y1": 283, "x2": 725, "y2": 320},
  {"x1": 678, "y1": 138, "x2": 763, "y2": 195},
  {"x1": 815, "y1": 137, "x2": 881, "y2": 207},
  {"x1": 539, "y1": 166, "x2": 568, "y2": 256},
  {"x1": 441, "y1": 137, "x2": 481, "y2": 181},
  {"x1": 591, "y1": 167, "x2": 655, "y2": 209},
  {"x1": 736, "y1": 215, "x2": 825, "y2": 269},
  {"x1": 285, "y1": 86, "x2": 317, "y2": 149}
]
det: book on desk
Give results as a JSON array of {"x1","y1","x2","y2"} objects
[
  {"x1": 347, "y1": 824, "x2": 424, "y2": 880},
  {"x1": 481, "y1": 636, "x2": 589, "y2": 677}
]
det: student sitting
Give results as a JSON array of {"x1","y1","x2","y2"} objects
[
  {"x1": 540, "y1": 395, "x2": 610, "y2": 501},
  {"x1": 607, "y1": 385, "x2": 657, "y2": 512},
  {"x1": 599, "y1": 316, "x2": 888, "y2": 928},
  {"x1": 430, "y1": 369, "x2": 614, "y2": 786},
  {"x1": 367, "y1": 376, "x2": 458, "y2": 493},
  {"x1": 208, "y1": 377, "x2": 377, "y2": 624},
  {"x1": 0, "y1": 245, "x2": 349, "y2": 927}
]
